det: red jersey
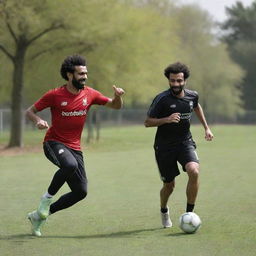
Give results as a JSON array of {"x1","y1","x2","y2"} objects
[{"x1": 34, "y1": 85, "x2": 110, "y2": 151}]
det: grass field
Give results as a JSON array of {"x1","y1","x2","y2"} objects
[{"x1": 0, "y1": 125, "x2": 255, "y2": 256}]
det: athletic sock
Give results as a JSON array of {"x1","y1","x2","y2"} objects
[
  {"x1": 33, "y1": 211, "x2": 41, "y2": 220},
  {"x1": 161, "y1": 207, "x2": 169, "y2": 213},
  {"x1": 186, "y1": 203, "x2": 195, "y2": 212},
  {"x1": 43, "y1": 192, "x2": 53, "y2": 199}
]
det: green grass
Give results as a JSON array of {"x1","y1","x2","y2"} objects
[{"x1": 0, "y1": 125, "x2": 256, "y2": 256}]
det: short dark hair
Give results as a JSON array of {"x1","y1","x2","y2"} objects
[
  {"x1": 164, "y1": 62, "x2": 190, "y2": 80},
  {"x1": 60, "y1": 55, "x2": 86, "y2": 81}
]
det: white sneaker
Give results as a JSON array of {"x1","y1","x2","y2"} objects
[{"x1": 161, "y1": 207, "x2": 172, "y2": 228}]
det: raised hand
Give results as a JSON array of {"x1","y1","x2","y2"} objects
[{"x1": 113, "y1": 85, "x2": 125, "y2": 97}]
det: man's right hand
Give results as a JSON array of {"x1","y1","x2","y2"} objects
[
  {"x1": 36, "y1": 120, "x2": 49, "y2": 130},
  {"x1": 166, "y1": 113, "x2": 181, "y2": 123}
]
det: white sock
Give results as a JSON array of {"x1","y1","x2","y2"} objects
[{"x1": 43, "y1": 192, "x2": 53, "y2": 199}]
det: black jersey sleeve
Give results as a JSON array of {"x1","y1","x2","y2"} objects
[
  {"x1": 147, "y1": 97, "x2": 161, "y2": 117},
  {"x1": 185, "y1": 89, "x2": 199, "y2": 109},
  {"x1": 193, "y1": 91, "x2": 199, "y2": 108},
  {"x1": 147, "y1": 93, "x2": 167, "y2": 117}
]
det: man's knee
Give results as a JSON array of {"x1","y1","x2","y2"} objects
[
  {"x1": 62, "y1": 161, "x2": 78, "y2": 176},
  {"x1": 186, "y1": 162, "x2": 199, "y2": 179}
]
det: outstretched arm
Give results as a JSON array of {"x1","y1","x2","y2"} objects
[
  {"x1": 25, "y1": 105, "x2": 49, "y2": 130},
  {"x1": 105, "y1": 85, "x2": 125, "y2": 109},
  {"x1": 193, "y1": 103, "x2": 214, "y2": 141}
]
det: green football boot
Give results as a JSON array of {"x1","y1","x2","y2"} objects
[
  {"x1": 37, "y1": 197, "x2": 52, "y2": 219},
  {"x1": 27, "y1": 211, "x2": 46, "y2": 237}
]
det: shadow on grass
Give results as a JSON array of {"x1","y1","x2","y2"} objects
[
  {"x1": 1, "y1": 227, "x2": 193, "y2": 240},
  {"x1": 0, "y1": 227, "x2": 162, "y2": 240},
  {"x1": 167, "y1": 232, "x2": 195, "y2": 237},
  {"x1": 0, "y1": 234, "x2": 35, "y2": 243}
]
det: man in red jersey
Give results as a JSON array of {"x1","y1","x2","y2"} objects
[{"x1": 25, "y1": 55, "x2": 125, "y2": 236}]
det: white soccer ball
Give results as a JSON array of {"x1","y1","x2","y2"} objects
[{"x1": 179, "y1": 212, "x2": 201, "y2": 234}]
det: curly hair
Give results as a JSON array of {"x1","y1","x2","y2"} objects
[
  {"x1": 164, "y1": 62, "x2": 190, "y2": 80},
  {"x1": 60, "y1": 55, "x2": 86, "y2": 81}
]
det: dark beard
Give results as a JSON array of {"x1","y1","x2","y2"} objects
[
  {"x1": 72, "y1": 78, "x2": 86, "y2": 89},
  {"x1": 170, "y1": 85, "x2": 184, "y2": 95}
]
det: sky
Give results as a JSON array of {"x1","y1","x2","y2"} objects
[{"x1": 179, "y1": 0, "x2": 255, "y2": 21}]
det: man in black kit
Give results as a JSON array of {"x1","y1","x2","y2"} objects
[{"x1": 144, "y1": 62, "x2": 214, "y2": 228}]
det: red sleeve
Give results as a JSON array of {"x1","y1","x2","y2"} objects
[
  {"x1": 91, "y1": 89, "x2": 110, "y2": 105},
  {"x1": 34, "y1": 90, "x2": 55, "y2": 111}
]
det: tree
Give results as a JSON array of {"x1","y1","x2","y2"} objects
[
  {"x1": 1, "y1": 0, "x2": 246, "y2": 148},
  {"x1": 221, "y1": 1, "x2": 256, "y2": 110},
  {"x1": 0, "y1": 0, "x2": 125, "y2": 147},
  {"x1": 1, "y1": 0, "x2": 180, "y2": 146},
  {"x1": 0, "y1": 0, "x2": 68, "y2": 147},
  {"x1": 128, "y1": 1, "x2": 244, "y2": 120},
  {"x1": 86, "y1": 3, "x2": 179, "y2": 105},
  {"x1": 82, "y1": 2, "x2": 179, "y2": 141},
  {"x1": 170, "y1": 4, "x2": 244, "y2": 120}
]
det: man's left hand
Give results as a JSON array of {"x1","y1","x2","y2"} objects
[
  {"x1": 205, "y1": 128, "x2": 214, "y2": 141},
  {"x1": 113, "y1": 85, "x2": 125, "y2": 97}
]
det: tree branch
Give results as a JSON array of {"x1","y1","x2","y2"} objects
[
  {"x1": 5, "y1": 17, "x2": 18, "y2": 43},
  {"x1": 30, "y1": 41, "x2": 96, "y2": 60},
  {"x1": 27, "y1": 22, "x2": 64, "y2": 46},
  {"x1": 30, "y1": 48, "x2": 52, "y2": 60},
  {"x1": 0, "y1": 44, "x2": 14, "y2": 61}
]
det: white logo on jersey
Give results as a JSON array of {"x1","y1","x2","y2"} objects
[
  {"x1": 61, "y1": 110, "x2": 87, "y2": 116},
  {"x1": 180, "y1": 113, "x2": 192, "y2": 120},
  {"x1": 61, "y1": 101, "x2": 68, "y2": 106},
  {"x1": 83, "y1": 98, "x2": 88, "y2": 106},
  {"x1": 58, "y1": 149, "x2": 64, "y2": 154},
  {"x1": 170, "y1": 104, "x2": 176, "y2": 108},
  {"x1": 189, "y1": 101, "x2": 193, "y2": 110}
]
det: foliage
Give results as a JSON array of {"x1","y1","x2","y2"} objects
[
  {"x1": 170, "y1": 4, "x2": 244, "y2": 119},
  {"x1": 23, "y1": 1, "x2": 179, "y2": 105},
  {"x1": 221, "y1": 1, "x2": 256, "y2": 110},
  {"x1": 0, "y1": 0, "x2": 78, "y2": 146},
  {"x1": 0, "y1": 0, "x2": 247, "y2": 147},
  {"x1": 86, "y1": 3, "x2": 179, "y2": 105},
  {"x1": 1, "y1": 0, "x2": 245, "y2": 113}
]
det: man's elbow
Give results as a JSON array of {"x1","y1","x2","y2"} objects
[
  {"x1": 107, "y1": 99, "x2": 123, "y2": 110},
  {"x1": 25, "y1": 105, "x2": 37, "y2": 118},
  {"x1": 144, "y1": 119, "x2": 150, "y2": 127},
  {"x1": 25, "y1": 107, "x2": 32, "y2": 118}
]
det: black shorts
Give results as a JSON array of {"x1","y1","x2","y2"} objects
[{"x1": 154, "y1": 139, "x2": 199, "y2": 183}]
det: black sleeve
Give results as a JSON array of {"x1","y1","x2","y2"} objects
[
  {"x1": 193, "y1": 92, "x2": 199, "y2": 108},
  {"x1": 147, "y1": 96, "x2": 164, "y2": 118}
]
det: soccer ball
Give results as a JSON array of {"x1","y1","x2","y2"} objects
[{"x1": 179, "y1": 212, "x2": 201, "y2": 234}]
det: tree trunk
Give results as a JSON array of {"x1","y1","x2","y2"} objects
[
  {"x1": 86, "y1": 111, "x2": 94, "y2": 144},
  {"x1": 8, "y1": 43, "x2": 26, "y2": 148},
  {"x1": 95, "y1": 109, "x2": 101, "y2": 141},
  {"x1": 86, "y1": 109, "x2": 102, "y2": 143}
]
